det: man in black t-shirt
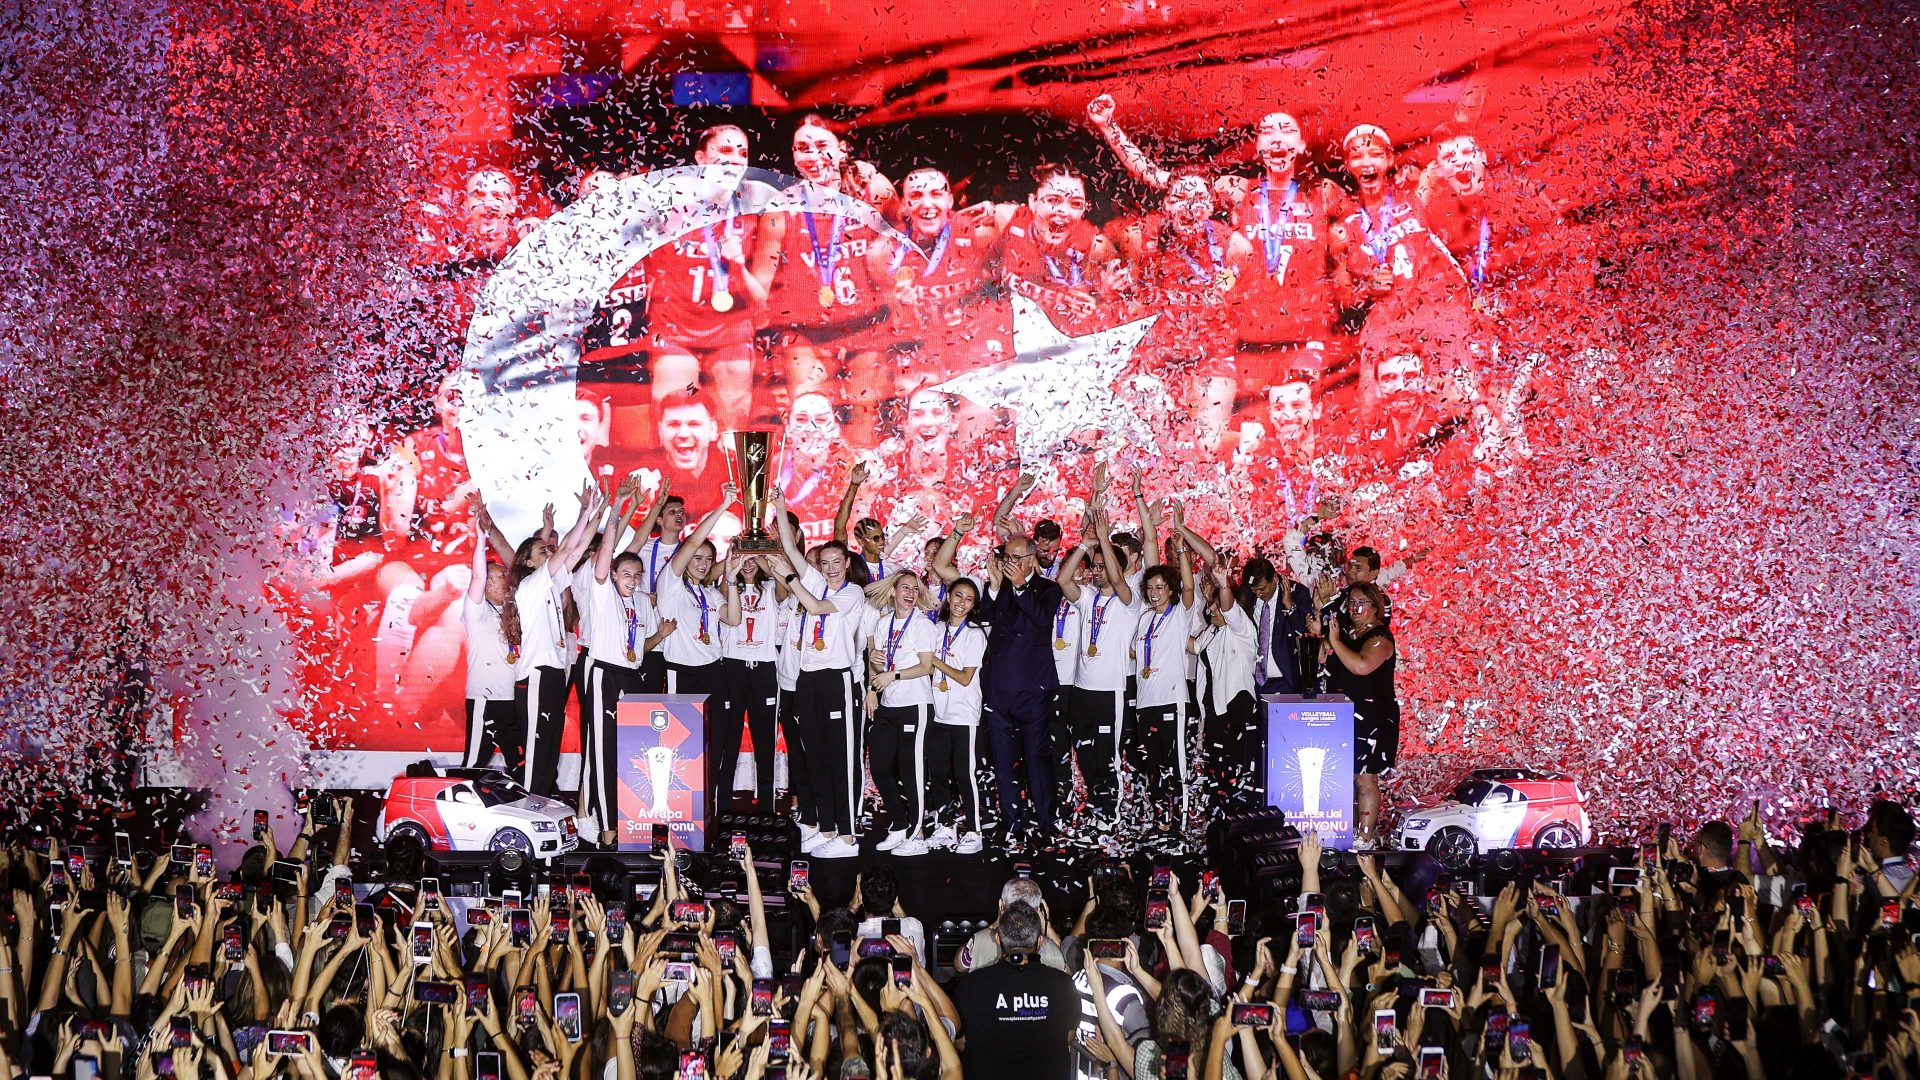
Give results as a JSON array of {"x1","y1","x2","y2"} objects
[{"x1": 951, "y1": 902, "x2": 1079, "y2": 1080}]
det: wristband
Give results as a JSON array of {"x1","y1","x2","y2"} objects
[
  {"x1": 449, "y1": 1048, "x2": 469, "y2": 1059},
  {"x1": 784, "y1": 573, "x2": 798, "y2": 584},
  {"x1": 1279, "y1": 964, "x2": 1297, "y2": 975}
]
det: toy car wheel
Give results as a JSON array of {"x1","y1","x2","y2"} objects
[
  {"x1": 1426, "y1": 826, "x2": 1477, "y2": 870},
  {"x1": 488, "y1": 828, "x2": 532, "y2": 854},
  {"x1": 1533, "y1": 822, "x2": 1580, "y2": 850},
  {"x1": 386, "y1": 821, "x2": 429, "y2": 848}
]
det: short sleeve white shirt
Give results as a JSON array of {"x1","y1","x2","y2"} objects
[
  {"x1": 863, "y1": 607, "x2": 940, "y2": 708},
  {"x1": 796, "y1": 567, "x2": 864, "y2": 672},
  {"x1": 1048, "y1": 592, "x2": 1085, "y2": 686},
  {"x1": 930, "y1": 621, "x2": 989, "y2": 726},
  {"x1": 511, "y1": 570, "x2": 568, "y2": 677},
  {"x1": 1133, "y1": 602, "x2": 1199, "y2": 708},
  {"x1": 463, "y1": 598, "x2": 515, "y2": 700},
  {"x1": 656, "y1": 570, "x2": 725, "y2": 667},
  {"x1": 1073, "y1": 589, "x2": 1141, "y2": 693},
  {"x1": 582, "y1": 575, "x2": 645, "y2": 669},
  {"x1": 721, "y1": 583, "x2": 779, "y2": 663}
]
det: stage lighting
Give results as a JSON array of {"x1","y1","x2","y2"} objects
[{"x1": 488, "y1": 847, "x2": 535, "y2": 899}]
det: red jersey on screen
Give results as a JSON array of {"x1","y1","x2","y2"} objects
[
  {"x1": 645, "y1": 214, "x2": 762, "y2": 352},
  {"x1": 1228, "y1": 178, "x2": 1342, "y2": 344},
  {"x1": 1419, "y1": 185, "x2": 1560, "y2": 298},
  {"x1": 877, "y1": 226, "x2": 1009, "y2": 375},
  {"x1": 1127, "y1": 217, "x2": 1243, "y2": 364},
  {"x1": 1339, "y1": 192, "x2": 1471, "y2": 331},
  {"x1": 579, "y1": 261, "x2": 651, "y2": 370},
  {"x1": 995, "y1": 207, "x2": 1112, "y2": 336},
  {"x1": 764, "y1": 203, "x2": 885, "y2": 335},
  {"x1": 400, "y1": 425, "x2": 477, "y2": 558}
]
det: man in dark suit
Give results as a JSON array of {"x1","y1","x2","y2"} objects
[
  {"x1": 1240, "y1": 557, "x2": 1320, "y2": 696},
  {"x1": 979, "y1": 532, "x2": 1065, "y2": 849}
]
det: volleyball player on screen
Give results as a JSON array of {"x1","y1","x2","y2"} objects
[
  {"x1": 955, "y1": 162, "x2": 1126, "y2": 336},
  {"x1": 866, "y1": 168, "x2": 1010, "y2": 395},
  {"x1": 1333, "y1": 124, "x2": 1475, "y2": 416},
  {"x1": 645, "y1": 124, "x2": 767, "y2": 427},
  {"x1": 749, "y1": 115, "x2": 892, "y2": 438}
]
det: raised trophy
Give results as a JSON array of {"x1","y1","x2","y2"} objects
[{"x1": 727, "y1": 429, "x2": 779, "y2": 553}]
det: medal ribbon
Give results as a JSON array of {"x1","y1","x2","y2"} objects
[
  {"x1": 884, "y1": 614, "x2": 908, "y2": 667},
  {"x1": 1472, "y1": 214, "x2": 1491, "y2": 288},
  {"x1": 1176, "y1": 222, "x2": 1225, "y2": 285},
  {"x1": 1054, "y1": 598, "x2": 1071, "y2": 642},
  {"x1": 801, "y1": 189, "x2": 847, "y2": 297},
  {"x1": 623, "y1": 595, "x2": 638, "y2": 656},
  {"x1": 1258, "y1": 179, "x2": 1298, "y2": 274},
  {"x1": 812, "y1": 583, "x2": 842, "y2": 648},
  {"x1": 687, "y1": 578, "x2": 711, "y2": 640},
  {"x1": 889, "y1": 223, "x2": 951, "y2": 280},
  {"x1": 1088, "y1": 592, "x2": 1115, "y2": 649},
  {"x1": 648, "y1": 539, "x2": 666, "y2": 593},
  {"x1": 1144, "y1": 605, "x2": 1173, "y2": 673},
  {"x1": 1359, "y1": 194, "x2": 1395, "y2": 263},
  {"x1": 1042, "y1": 248, "x2": 1084, "y2": 287},
  {"x1": 702, "y1": 192, "x2": 739, "y2": 302}
]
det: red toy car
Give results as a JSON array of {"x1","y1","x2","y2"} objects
[
  {"x1": 373, "y1": 764, "x2": 579, "y2": 857},
  {"x1": 1395, "y1": 768, "x2": 1592, "y2": 869}
]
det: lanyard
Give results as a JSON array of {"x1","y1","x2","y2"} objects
[
  {"x1": 648, "y1": 539, "x2": 667, "y2": 593},
  {"x1": 1176, "y1": 222, "x2": 1225, "y2": 284},
  {"x1": 800, "y1": 189, "x2": 847, "y2": 292},
  {"x1": 702, "y1": 193, "x2": 740, "y2": 298},
  {"x1": 940, "y1": 621, "x2": 960, "y2": 661},
  {"x1": 813, "y1": 583, "x2": 846, "y2": 647},
  {"x1": 1471, "y1": 214, "x2": 1491, "y2": 288},
  {"x1": 686, "y1": 578, "x2": 710, "y2": 639},
  {"x1": 622, "y1": 594, "x2": 638, "y2": 654},
  {"x1": 884, "y1": 613, "x2": 909, "y2": 667},
  {"x1": 1054, "y1": 598, "x2": 1072, "y2": 640},
  {"x1": 1257, "y1": 179, "x2": 1297, "y2": 274},
  {"x1": 1088, "y1": 592, "x2": 1116, "y2": 646},
  {"x1": 873, "y1": 555, "x2": 885, "y2": 579},
  {"x1": 1358, "y1": 194, "x2": 1395, "y2": 262},
  {"x1": 1144, "y1": 605, "x2": 1174, "y2": 673},
  {"x1": 889, "y1": 223, "x2": 951, "y2": 281},
  {"x1": 1042, "y1": 248, "x2": 1084, "y2": 286}
]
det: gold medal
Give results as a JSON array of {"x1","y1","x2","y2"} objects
[
  {"x1": 1216, "y1": 270, "x2": 1236, "y2": 292},
  {"x1": 1053, "y1": 637, "x2": 1067, "y2": 650},
  {"x1": 1085, "y1": 645, "x2": 1099, "y2": 658},
  {"x1": 812, "y1": 639, "x2": 827, "y2": 652},
  {"x1": 506, "y1": 649, "x2": 519, "y2": 665},
  {"x1": 1142, "y1": 667, "x2": 1155, "y2": 679},
  {"x1": 711, "y1": 291, "x2": 735, "y2": 312},
  {"x1": 625, "y1": 648, "x2": 637, "y2": 663},
  {"x1": 894, "y1": 268, "x2": 914, "y2": 288},
  {"x1": 937, "y1": 678, "x2": 949, "y2": 692},
  {"x1": 818, "y1": 285, "x2": 836, "y2": 308},
  {"x1": 699, "y1": 632, "x2": 711, "y2": 645}
]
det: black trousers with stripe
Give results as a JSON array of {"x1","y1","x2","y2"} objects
[
  {"x1": 715, "y1": 658, "x2": 779, "y2": 810},
  {"x1": 925, "y1": 721, "x2": 981, "y2": 834},
  {"x1": 513, "y1": 665, "x2": 568, "y2": 798},
  {"x1": 581, "y1": 659, "x2": 642, "y2": 832},
  {"x1": 1068, "y1": 686, "x2": 1127, "y2": 821},
  {"x1": 665, "y1": 660, "x2": 727, "y2": 801},
  {"x1": 462, "y1": 698, "x2": 517, "y2": 770},
  {"x1": 794, "y1": 667, "x2": 859, "y2": 835},
  {"x1": 871, "y1": 702, "x2": 932, "y2": 834},
  {"x1": 778, "y1": 686, "x2": 806, "y2": 821}
]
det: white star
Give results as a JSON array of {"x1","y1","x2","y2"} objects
[{"x1": 933, "y1": 295, "x2": 1159, "y2": 469}]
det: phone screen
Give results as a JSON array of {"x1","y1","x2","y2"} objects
[
  {"x1": 830, "y1": 931, "x2": 852, "y2": 968},
  {"x1": 1373, "y1": 1011, "x2": 1397, "y2": 1054},
  {"x1": 554, "y1": 993, "x2": 582, "y2": 1042},
  {"x1": 412, "y1": 924, "x2": 435, "y2": 960},
  {"x1": 751, "y1": 978, "x2": 774, "y2": 1015},
  {"x1": 611, "y1": 970, "x2": 636, "y2": 1015},
  {"x1": 1146, "y1": 899, "x2": 1170, "y2": 930},
  {"x1": 476, "y1": 1052, "x2": 503, "y2": 1080},
  {"x1": 510, "y1": 909, "x2": 532, "y2": 947},
  {"x1": 890, "y1": 955, "x2": 912, "y2": 987},
  {"x1": 1226, "y1": 899, "x2": 1247, "y2": 935},
  {"x1": 114, "y1": 831, "x2": 134, "y2": 866},
  {"x1": 1539, "y1": 944, "x2": 1562, "y2": 989},
  {"x1": 1509, "y1": 1018, "x2": 1532, "y2": 1062},
  {"x1": 788, "y1": 861, "x2": 810, "y2": 891}
]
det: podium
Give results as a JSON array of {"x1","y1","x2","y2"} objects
[
  {"x1": 614, "y1": 694, "x2": 711, "y2": 851},
  {"x1": 1263, "y1": 695, "x2": 1356, "y2": 850}
]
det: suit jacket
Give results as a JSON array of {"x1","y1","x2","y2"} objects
[
  {"x1": 980, "y1": 574, "x2": 1064, "y2": 702},
  {"x1": 1239, "y1": 580, "x2": 1317, "y2": 693}
]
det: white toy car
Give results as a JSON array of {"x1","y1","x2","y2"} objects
[
  {"x1": 1395, "y1": 768, "x2": 1592, "y2": 869},
  {"x1": 373, "y1": 765, "x2": 579, "y2": 858}
]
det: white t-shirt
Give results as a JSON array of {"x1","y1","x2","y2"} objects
[
  {"x1": 861, "y1": 607, "x2": 940, "y2": 708},
  {"x1": 1073, "y1": 589, "x2": 1139, "y2": 692},
  {"x1": 1195, "y1": 603, "x2": 1256, "y2": 714},
  {"x1": 774, "y1": 593, "x2": 802, "y2": 691},
  {"x1": 656, "y1": 571, "x2": 725, "y2": 667},
  {"x1": 1125, "y1": 568, "x2": 1147, "y2": 612},
  {"x1": 795, "y1": 568, "x2": 865, "y2": 672},
  {"x1": 639, "y1": 537, "x2": 681, "y2": 598},
  {"x1": 721, "y1": 583, "x2": 779, "y2": 663},
  {"x1": 462, "y1": 597, "x2": 515, "y2": 700},
  {"x1": 511, "y1": 570, "x2": 569, "y2": 677},
  {"x1": 1049, "y1": 593, "x2": 1085, "y2": 686},
  {"x1": 581, "y1": 576, "x2": 644, "y2": 669},
  {"x1": 930, "y1": 621, "x2": 988, "y2": 726},
  {"x1": 1133, "y1": 602, "x2": 1199, "y2": 708},
  {"x1": 568, "y1": 562, "x2": 597, "y2": 663}
]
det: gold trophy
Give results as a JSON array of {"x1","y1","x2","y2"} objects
[{"x1": 727, "y1": 429, "x2": 779, "y2": 553}]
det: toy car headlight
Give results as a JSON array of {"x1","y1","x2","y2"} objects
[
  {"x1": 531, "y1": 821, "x2": 558, "y2": 833},
  {"x1": 1404, "y1": 818, "x2": 1431, "y2": 830}
]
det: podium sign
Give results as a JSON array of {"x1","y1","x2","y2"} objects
[
  {"x1": 1264, "y1": 696, "x2": 1356, "y2": 850},
  {"x1": 615, "y1": 694, "x2": 710, "y2": 851}
]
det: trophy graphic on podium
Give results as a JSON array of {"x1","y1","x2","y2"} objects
[
  {"x1": 1296, "y1": 746, "x2": 1327, "y2": 817},
  {"x1": 643, "y1": 746, "x2": 677, "y2": 818},
  {"x1": 727, "y1": 430, "x2": 779, "y2": 553}
]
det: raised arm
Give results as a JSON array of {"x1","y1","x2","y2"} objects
[
  {"x1": 772, "y1": 492, "x2": 834, "y2": 616},
  {"x1": 1133, "y1": 472, "x2": 1160, "y2": 568},
  {"x1": 594, "y1": 495, "x2": 634, "y2": 584},
  {"x1": 468, "y1": 505, "x2": 494, "y2": 604},
  {"x1": 549, "y1": 484, "x2": 606, "y2": 577},
  {"x1": 668, "y1": 485, "x2": 739, "y2": 580},
  {"x1": 990, "y1": 473, "x2": 1035, "y2": 540},
  {"x1": 1085, "y1": 94, "x2": 1172, "y2": 191},
  {"x1": 476, "y1": 500, "x2": 516, "y2": 564},
  {"x1": 831, "y1": 462, "x2": 869, "y2": 545},
  {"x1": 625, "y1": 480, "x2": 672, "y2": 556},
  {"x1": 1055, "y1": 541, "x2": 1090, "y2": 603},
  {"x1": 1168, "y1": 504, "x2": 1221, "y2": 569},
  {"x1": 929, "y1": 513, "x2": 973, "y2": 586},
  {"x1": 1176, "y1": 529, "x2": 1196, "y2": 610},
  {"x1": 1093, "y1": 509, "x2": 1134, "y2": 607}
]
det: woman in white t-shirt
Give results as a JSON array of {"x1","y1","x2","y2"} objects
[
  {"x1": 859, "y1": 570, "x2": 941, "y2": 856},
  {"x1": 716, "y1": 553, "x2": 780, "y2": 811},
  {"x1": 925, "y1": 578, "x2": 989, "y2": 854},
  {"x1": 656, "y1": 489, "x2": 740, "y2": 797},
  {"x1": 1128, "y1": 553, "x2": 1200, "y2": 830},
  {"x1": 1191, "y1": 563, "x2": 1259, "y2": 815},
  {"x1": 502, "y1": 484, "x2": 606, "y2": 798},
  {"x1": 461, "y1": 504, "x2": 517, "y2": 770}
]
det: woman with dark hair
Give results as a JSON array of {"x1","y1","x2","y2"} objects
[
  {"x1": 955, "y1": 161, "x2": 1128, "y2": 336},
  {"x1": 1129, "y1": 546, "x2": 1200, "y2": 827},
  {"x1": 657, "y1": 488, "x2": 740, "y2": 799},
  {"x1": 1321, "y1": 579, "x2": 1398, "y2": 848},
  {"x1": 1191, "y1": 562, "x2": 1259, "y2": 810},
  {"x1": 716, "y1": 553, "x2": 780, "y2": 811},
  {"x1": 860, "y1": 569, "x2": 941, "y2": 856},
  {"x1": 925, "y1": 577, "x2": 989, "y2": 853},
  {"x1": 501, "y1": 485, "x2": 605, "y2": 797}
]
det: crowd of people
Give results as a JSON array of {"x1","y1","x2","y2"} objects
[
  {"x1": 466, "y1": 454, "x2": 1408, "y2": 858},
  {"x1": 2, "y1": 792, "x2": 1915, "y2": 1079}
]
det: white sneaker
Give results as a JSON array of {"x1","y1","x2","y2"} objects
[
  {"x1": 927, "y1": 825, "x2": 958, "y2": 850},
  {"x1": 1351, "y1": 835, "x2": 1377, "y2": 852},
  {"x1": 892, "y1": 834, "x2": 930, "y2": 857},
  {"x1": 798, "y1": 822, "x2": 820, "y2": 845},
  {"x1": 801, "y1": 830, "x2": 833, "y2": 854},
  {"x1": 875, "y1": 828, "x2": 909, "y2": 852},
  {"x1": 955, "y1": 831, "x2": 984, "y2": 854},
  {"x1": 814, "y1": 836, "x2": 861, "y2": 859}
]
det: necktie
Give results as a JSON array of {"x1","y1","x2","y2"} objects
[{"x1": 1257, "y1": 599, "x2": 1273, "y2": 668}]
